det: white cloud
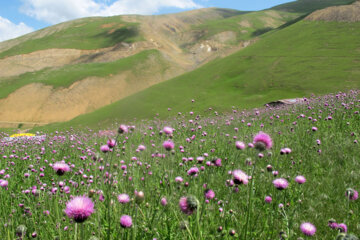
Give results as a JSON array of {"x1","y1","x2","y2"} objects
[
  {"x1": 20, "y1": 0, "x2": 201, "y2": 24},
  {"x1": 0, "y1": 16, "x2": 34, "y2": 42}
]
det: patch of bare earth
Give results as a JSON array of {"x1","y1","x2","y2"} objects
[
  {"x1": 305, "y1": 1, "x2": 360, "y2": 22},
  {"x1": 0, "y1": 57, "x2": 183, "y2": 123}
]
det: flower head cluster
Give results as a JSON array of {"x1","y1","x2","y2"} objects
[
  {"x1": 345, "y1": 188, "x2": 359, "y2": 201},
  {"x1": 232, "y1": 170, "x2": 249, "y2": 185},
  {"x1": 300, "y1": 222, "x2": 316, "y2": 236},
  {"x1": 65, "y1": 196, "x2": 94, "y2": 223},
  {"x1": 163, "y1": 140, "x2": 175, "y2": 151},
  {"x1": 179, "y1": 196, "x2": 199, "y2": 215},
  {"x1": 53, "y1": 162, "x2": 70, "y2": 176},
  {"x1": 120, "y1": 215, "x2": 132, "y2": 228},
  {"x1": 253, "y1": 132, "x2": 273, "y2": 151},
  {"x1": 273, "y1": 178, "x2": 289, "y2": 190}
]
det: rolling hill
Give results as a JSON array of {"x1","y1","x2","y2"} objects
[
  {"x1": 40, "y1": 1, "x2": 360, "y2": 130},
  {"x1": 0, "y1": 0, "x2": 357, "y2": 129}
]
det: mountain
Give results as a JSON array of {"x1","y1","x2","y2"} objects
[
  {"x1": 40, "y1": 1, "x2": 360, "y2": 130},
  {"x1": 305, "y1": 0, "x2": 360, "y2": 21},
  {"x1": 0, "y1": 0, "x2": 357, "y2": 129}
]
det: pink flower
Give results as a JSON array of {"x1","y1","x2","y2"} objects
[
  {"x1": 175, "y1": 176, "x2": 183, "y2": 183},
  {"x1": 163, "y1": 126, "x2": 173, "y2": 135},
  {"x1": 120, "y1": 215, "x2": 132, "y2": 228},
  {"x1": 138, "y1": 145, "x2": 146, "y2": 151},
  {"x1": 161, "y1": 197, "x2": 168, "y2": 206},
  {"x1": 100, "y1": 145, "x2": 110, "y2": 153},
  {"x1": 233, "y1": 170, "x2": 249, "y2": 185},
  {"x1": 300, "y1": 222, "x2": 316, "y2": 236},
  {"x1": 163, "y1": 140, "x2": 174, "y2": 151},
  {"x1": 65, "y1": 196, "x2": 94, "y2": 223},
  {"x1": 235, "y1": 141, "x2": 245, "y2": 150},
  {"x1": 179, "y1": 196, "x2": 198, "y2": 215},
  {"x1": 0, "y1": 179, "x2": 8, "y2": 188},
  {"x1": 338, "y1": 223, "x2": 347, "y2": 233},
  {"x1": 273, "y1": 178, "x2": 289, "y2": 190},
  {"x1": 204, "y1": 189, "x2": 215, "y2": 199},
  {"x1": 253, "y1": 132, "x2": 272, "y2": 150},
  {"x1": 265, "y1": 196, "x2": 272, "y2": 203},
  {"x1": 118, "y1": 125, "x2": 128, "y2": 134},
  {"x1": 118, "y1": 194, "x2": 130, "y2": 204},
  {"x1": 295, "y1": 176, "x2": 306, "y2": 184},
  {"x1": 52, "y1": 162, "x2": 70, "y2": 176},
  {"x1": 345, "y1": 188, "x2": 358, "y2": 201},
  {"x1": 107, "y1": 139, "x2": 116, "y2": 148},
  {"x1": 328, "y1": 219, "x2": 338, "y2": 229},
  {"x1": 187, "y1": 167, "x2": 199, "y2": 176}
]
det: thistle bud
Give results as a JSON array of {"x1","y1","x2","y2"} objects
[{"x1": 135, "y1": 191, "x2": 145, "y2": 204}]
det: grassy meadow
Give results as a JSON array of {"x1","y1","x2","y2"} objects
[{"x1": 0, "y1": 90, "x2": 359, "y2": 239}]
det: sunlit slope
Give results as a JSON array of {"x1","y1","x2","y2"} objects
[{"x1": 48, "y1": 20, "x2": 360, "y2": 129}]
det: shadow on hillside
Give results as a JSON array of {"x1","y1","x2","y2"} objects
[
  {"x1": 277, "y1": 14, "x2": 310, "y2": 30},
  {"x1": 94, "y1": 26, "x2": 139, "y2": 44},
  {"x1": 251, "y1": 27, "x2": 274, "y2": 37}
]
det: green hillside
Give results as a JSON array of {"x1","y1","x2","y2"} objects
[
  {"x1": 184, "y1": 0, "x2": 356, "y2": 45},
  {"x1": 41, "y1": 19, "x2": 360, "y2": 130},
  {"x1": 0, "y1": 16, "x2": 142, "y2": 59},
  {"x1": 271, "y1": 0, "x2": 356, "y2": 13}
]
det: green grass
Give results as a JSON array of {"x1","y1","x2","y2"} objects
[
  {"x1": 2, "y1": 91, "x2": 360, "y2": 239},
  {"x1": 41, "y1": 20, "x2": 360, "y2": 130},
  {"x1": 186, "y1": 0, "x2": 356, "y2": 45},
  {"x1": 0, "y1": 50, "x2": 164, "y2": 99},
  {"x1": 271, "y1": 0, "x2": 356, "y2": 13},
  {"x1": 0, "y1": 16, "x2": 143, "y2": 59},
  {"x1": 189, "y1": 10, "x2": 298, "y2": 44}
]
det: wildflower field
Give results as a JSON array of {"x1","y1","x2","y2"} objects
[{"x1": 1, "y1": 91, "x2": 360, "y2": 239}]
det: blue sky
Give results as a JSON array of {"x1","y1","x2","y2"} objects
[{"x1": 0, "y1": 0, "x2": 294, "y2": 42}]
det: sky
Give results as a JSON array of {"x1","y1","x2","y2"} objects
[{"x1": 0, "y1": 0, "x2": 295, "y2": 42}]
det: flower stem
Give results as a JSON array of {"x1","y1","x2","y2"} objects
[{"x1": 244, "y1": 162, "x2": 256, "y2": 240}]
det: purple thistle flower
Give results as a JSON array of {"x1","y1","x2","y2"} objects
[
  {"x1": 65, "y1": 196, "x2": 94, "y2": 223},
  {"x1": 235, "y1": 141, "x2": 245, "y2": 150},
  {"x1": 204, "y1": 189, "x2": 215, "y2": 199},
  {"x1": 138, "y1": 145, "x2": 146, "y2": 151},
  {"x1": 175, "y1": 176, "x2": 183, "y2": 183},
  {"x1": 273, "y1": 178, "x2": 289, "y2": 190},
  {"x1": 232, "y1": 170, "x2": 249, "y2": 185},
  {"x1": 295, "y1": 176, "x2": 306, "y2": 184},
  {"x1": 107, "y1": 139, "x2": 116, "y2": 148},
  {"x1": 163, "y1": 126, "x2": 173, "y2": 135},
  {"x1": 328, "y1": 219, "x2": 338, "y2": 229},
  {"x1": 265, "y1": 196, "x2": 272, "y2": 203},
  {"x1": 117, "y1": 194, "x2": 130, "y2": 204},
  {"x1": 179, "y1": 196, "x2": 198, "y2": 215},
  {"x1": 187, "y1": 167, "x2": 199, "y2": 176},
  {"x1": 163, "y1": 140, "x2": 174, "y2": 151},
  {"x1": 100, "y1": 145, "x2": 110, "y2": 153},
  {"x1": 120, "y1": 215, "x2": 132, "y2": 228},
  {"x1": 345, "y1": 188, "x2": 359, "y2": 201},
  {"x1": 52, "y1": 162, "x2": 70, "y2": 176},
  {"x1": 300, "y1": 222, "x2": 316, "y2": 236},
  {"x1": 253, "y1": 132, "x2": 273, "y2": 151},
  {"x1": 161, "y1": 197, "x2": 168, "y2": 206},
  {"x1": 338, "y1": 223, "x2": 347, "y2": 233},
  {"x1": 118, "y1": 125, "x2": 128, "y2": 134},
  {"x1": 0, "y1": 179, "x2": 8, "y2": 188}
]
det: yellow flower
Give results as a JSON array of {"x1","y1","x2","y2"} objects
[{"x1": 9, "y1": 133, "x2": 36, "y2": 138}]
